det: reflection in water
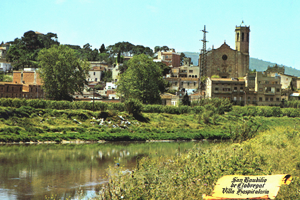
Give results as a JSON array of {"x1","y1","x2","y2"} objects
[{"x1": 0, "y1": 141, "x2": 208, "y2": 200}]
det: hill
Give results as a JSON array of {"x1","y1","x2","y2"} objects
[{"x1": 183, "y1": 52, "x2": 300, "y2": 77}]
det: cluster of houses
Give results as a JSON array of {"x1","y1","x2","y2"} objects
[{"x1": 1, "y1": 23, "x2": 300, "y2": 105}]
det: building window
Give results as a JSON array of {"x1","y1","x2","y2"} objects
[
  {"x1": 189, "y1": 70, "x2": 193, "y2": 73},
  {"x1": 276, "y1": 88, "x2": 280, "y2": 92},
  {"x1": 194, "y1": 82, "x2": 196, "y2": 86},
  {"x1": 259, "y1": 97, "x2": 262, "y2": 101},
  {"x1": 195, "y1": 75, "x2": 197, "y2": 78},
  {"x1": 181, "y1": 82, "x2": 183, "y2": 86},
  {"x1": 237, "y1": 33, "x2": 239, "y2": 41},
  {"x1": 233, "y1": 96, "x2": 237, "y2": 101},
  {"x1": 276, "y1": 98, "x2": 280, "y2": 101},
  {"x1": 175, "y1": 82, "x2": 177, "y2": 86},
  {"x1": 189, "y1": 75, "x2": 191, "y2": 77},
  {"x1": 259, "y1": 88, "x2": 263, "y2": 92},
  {"x1": 94, "y1": 72, "x2": 96, "y2": 75},
  {"x1": 265, "y1": 81, "x2": 269, "y2": 84},
  {"x1": 242, "y1": 32, "x2": 244, "y2": 41},
  {"x1": 95, "y1": 78, "x2": 97, "y2": 81},
  {"x1": 266, "y1": 97, "x2": 269, "y2": 101},
  {"x1": 270, "y1": 98, "x2": 273, "y2": 101},
  {"x1": 215, "y1": 88, "x2": 219, "y2": 91}
]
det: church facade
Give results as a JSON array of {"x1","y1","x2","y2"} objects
[{"x1": 199, "y1": 23, "x2": 250, "y2": 78}]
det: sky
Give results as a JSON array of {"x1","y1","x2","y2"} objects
[{"x1": 2, "y1": 0, "x2": 300, "y2": 69}]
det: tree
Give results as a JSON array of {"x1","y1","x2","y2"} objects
[
  {"x1": 116, "y1": 54, "x2": 165, "y2": 104},
  {"x1": 180, "y1": 53, "x2": 186, "y2": 65},
  {"x1": 100, "y1": 44, "x2": 106, "y2": 53},
  {"x1": 182, "y1": 92, "x2": 191, "y2": 106},
  {"x1": 37, "y1": 45, "x2": 89, "y2": 101},
  {"x1": 156, "y1": 62, "x2": 170, "y2": 76},
  {"x1": 6, "y1": 31, "x2": 59, "y2": 69},
  {"x1": 154, "y1": 46, "x2": 161, "y2": 53}
]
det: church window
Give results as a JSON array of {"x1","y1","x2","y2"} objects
[
  {"x1": 237, "y1": 33, "x2": 239, "y2": 41},
  {"x1": 222, "y1": 55, "x2": 228, "y2": 61},
  {"x1": 242, "y1": 33, "x2": 244, "y2": 41}
]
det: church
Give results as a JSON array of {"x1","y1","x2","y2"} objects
[{"x1": 199, "y1": 22, "x2": 250, "y2": 78}]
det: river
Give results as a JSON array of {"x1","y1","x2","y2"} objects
[{"x1": 0, "y1": 141, "x2": 212, "y2": 200}]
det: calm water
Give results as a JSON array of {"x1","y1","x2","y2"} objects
[{"x1": 0, "y1": 141, "x2": 211, "y2": 200}]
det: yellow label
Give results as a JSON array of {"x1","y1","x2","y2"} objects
[{"x1": 203, "y1": 174, "x2": 291, "y2": 200}]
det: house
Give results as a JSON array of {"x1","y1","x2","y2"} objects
[
  {"x1": 88, "y1": 66, "x2": 105, "y2": 82},
  {"x1": 206, "y1": 77, "x2": 246, "y2": 104},
  {"x1": 154, "y1": 49, "x2": 181, "y2": 68},
  {"x1": 161, "y1": 93, "x2": 179, "y2": 106},
  {"x1": 0, "y1": 70, "x2": 44, "y2": 99}
]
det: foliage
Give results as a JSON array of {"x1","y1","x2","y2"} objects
[
  {"x1": 107, "y1": 42, "x2": 153, "y2": 57},
  {"x1": 124, "y1": 98, "x2": 143, "y2": 115},
  {"x1": 180, "y1": 52, "x2": 186, "y2": 65},
  {"x1": 99, "y1": 43, "x2": 106, "y2": 53},
  {"x1": 211, "y1": 74, "x2": 220, "y2": 78},
  {"x1": 117, "y1": 54, "x2": 164, "y2": 104},
  {"x1": 6, "y1": 31, "x2": 59, "y2": 69},
  {"x1": 100, "y1": 123, "x2": 300, "y2": 199},
  {"x1": 181, "y1": 93, "x2": 191, "y2": 106},
  {"x1": 37, "y1": 45, "x2": 90, "y2": 101},
  {"x1": 101, "y1": 70, "x2": 112, "y2": 82}
]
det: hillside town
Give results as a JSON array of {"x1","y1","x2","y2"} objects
[{"x1": 1, "y1": 22, "x2": 300, "y2": 106}]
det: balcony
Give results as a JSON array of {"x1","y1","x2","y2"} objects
[{"x1": 264, "y1": 92, "x2": 275, "y2": 95}]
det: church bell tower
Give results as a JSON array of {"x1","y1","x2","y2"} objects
[{"x1": 235, "y1": 21, "x2": 250, "y2": 55}]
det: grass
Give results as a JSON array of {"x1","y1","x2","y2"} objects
[{"x1": 99, "y1": 122, "x2": 300, "y2": 199}]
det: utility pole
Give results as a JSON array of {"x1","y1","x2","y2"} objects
[
  {"x1": 199, "y1": 25, "x2": 208, "y2": 98},
  {"x1": 92, "y1": 88, "x2": 95, "y2": 112}
]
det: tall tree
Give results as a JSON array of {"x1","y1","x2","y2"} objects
[
  {"x1": 100, "y1": 44, "x2": 106, "y2": 53},
  {"x1": 6, "y1": 31, "x2": 59, "y2": 69},
  {"x1": 180, "y1": 53, "x2": 186, "y2": 65},
  {"x1": 117, "y1": 54, "x2": 165, "y2": 104},
  {"x1": 37, "y1": 45, "x2": 89, "y2": 101},
  {"x1": 154, "y1": 46, "x2": 161, "y2": 53}
]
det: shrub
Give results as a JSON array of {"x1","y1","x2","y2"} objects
[{"x1": 124, "y1": 99, "x2": 143, "y2": 114}]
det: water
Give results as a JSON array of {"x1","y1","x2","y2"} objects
[{"x1": 0, "y1": 141, "x2": 208, "y2": 200}]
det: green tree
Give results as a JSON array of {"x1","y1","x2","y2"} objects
[
  {"x1": 37, "y1": 45, "x2": 89, "y2": 101},
  {"x1": 100, "y1": 44, "x2": 106, "y2": 53},
  {"x1": 180, "y1": 53, "x2": 186, "y2": 65},
  {"x1": 116, "y1": 54, "x2": 165, "y2": 104},
  {"x1": 6, "y1": 31, "x2": 59, "y2": 69},
  {"x1": 182, "y1": 92, "x2": 191, "y2": 106},
  {"x1": 154, "y1": 46, "x2": 161, "y2": 53}
]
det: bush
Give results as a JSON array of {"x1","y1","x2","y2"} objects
[{"x1": 124, "y1": 99, "x2": 143, "y2": 115}]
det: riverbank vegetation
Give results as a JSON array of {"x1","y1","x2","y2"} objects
[
  {"x1": 100, "y1": 123, "x2": 300, "y2": 199},
  {"x1": 1, "y1": 98, "x2": 300, "y2": 143}
]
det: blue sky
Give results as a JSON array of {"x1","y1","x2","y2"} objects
[{"x1": 2, "y1": 0, "x2": 300, "y2": 69}]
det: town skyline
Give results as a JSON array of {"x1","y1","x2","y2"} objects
[{"x1": 2, "y1": 0, "x2": 300, "y2": 69}]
